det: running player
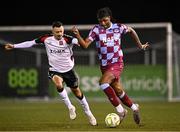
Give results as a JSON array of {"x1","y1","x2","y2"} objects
[
  {"x1": 5, "y1": 21, "x2": 97, "y2": 126},
  {"x1": 72, "y1": 7, "x2": 149, "y2": 125}
]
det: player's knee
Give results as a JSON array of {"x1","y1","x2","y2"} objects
[
  {"x1": 99, "y1": 80, "x2": 106, "y2": 85},
  {"x1": 116, "y1": 89, "x2": 124, "y2": 96},
  {"x1": 99, "y1": 78, "x2": 111, "y2": 85},
  {"x1": 56, "y1": 83, "x2": 64, "y2": 92}
]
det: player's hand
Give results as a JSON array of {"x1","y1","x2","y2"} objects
[
  {"x1": 5, "y1": 43, "x2": 14, "y2": 50},
  {"x1": 71, "y1": 26, "x2": 80, "y2": 36},
  {"x1": 141, "y1": 42, "x2": 150, "y2": 50}
]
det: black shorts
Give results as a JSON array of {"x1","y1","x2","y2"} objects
[{"x1": 48, "y1": 69, "x2": 79, "y2": 88}]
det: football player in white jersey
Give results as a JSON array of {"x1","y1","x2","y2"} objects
[
  {"x1": 72, "y1": 7, "x2": 149, "y2": 125},
  {"x1": 5, "y1": 21, "x2": 97, "y2": 126}
]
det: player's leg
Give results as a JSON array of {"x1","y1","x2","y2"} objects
[
  {"x1": 111, "y1": 81, "x2": 140, "y2": 124},
  {"x1": 99, "y1": 72, "x2": 127, "y2": 121},
  {"x1": 107, "y1": 62, "x2": 140, "y2": 124},
  {"x1": 64, "y1": 69, "x2": 97, "y2": 125},
  {"x1": 49, "y1": 71, "x2": 76, "y2": 120},
  {"x1": 71, "y1": 87, "x2": 97, "y2": 126}
]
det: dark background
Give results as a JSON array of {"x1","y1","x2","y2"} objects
[{"x1": 0, "y1": 0, "x2": 179, "y2": 33}]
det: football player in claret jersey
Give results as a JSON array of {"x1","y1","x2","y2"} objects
[
  {"x1": 5, "y1": 21, "x2": 97, "y2": 126},
  {"x1": 72, "y1": 7, "x2": 149, "y2": 125}
]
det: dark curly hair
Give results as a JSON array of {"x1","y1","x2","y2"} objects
[{"x1": 97, "y1": 7, "x2": 113, "y2": 19}]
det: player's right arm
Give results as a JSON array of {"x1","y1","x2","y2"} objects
[
  {"x1": 4, "y1": 34, "x2": 50, "y2": 50},
  {"x1": 5, "y1": 40, "x2": 37, "y2": 50},
  {"x1": 71, "y1": 26, "x2": 92, "y2": 48}
]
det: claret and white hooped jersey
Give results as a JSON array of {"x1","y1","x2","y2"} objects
[
  {"x1": 14, "y1": 34, "x2": 79, "y2": 73},
  {"x1": 88, "y1": 23, "x2": 128, "y2": 67}
]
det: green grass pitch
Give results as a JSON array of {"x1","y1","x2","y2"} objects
[{"x1": 0, "y1": 99, "x2": 180, "y2": 131}]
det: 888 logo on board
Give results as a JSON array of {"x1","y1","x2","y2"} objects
[{"x1": 8, "y1": 68, "x2": 38, "y2": 88}]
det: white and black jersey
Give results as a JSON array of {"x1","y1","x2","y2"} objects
[{"x1": 14, "y1": 34, "x2": 79, "y2": 73}]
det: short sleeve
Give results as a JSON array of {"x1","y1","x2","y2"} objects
[
  {"x1": 121, "y1": 24, "x2": 129, "y2": 34},
  {"x1": 35, "y1": 34, "x2": 52, "y2": 43},
  {"x1": 88, "y1": 25, "x2": 98, "y2": 42}
]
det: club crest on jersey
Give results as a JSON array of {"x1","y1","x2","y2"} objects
[
  {"x1": 59, "y1": 41, "x2": 63, "y2": 45},
  {"x1": 113, "y1": 28, "x2": 120, "y2": 33}
]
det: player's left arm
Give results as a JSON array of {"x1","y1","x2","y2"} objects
[{"x1": 127, "y1": 26, "x2": 149, "y2": 50}]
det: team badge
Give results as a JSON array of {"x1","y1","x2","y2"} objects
[
  {"x1": 113, "y1": 28, "x2": 120, "y2": 33},
  {"x1": 59, "y1": 41, "x2": 63, "y2": 45}
]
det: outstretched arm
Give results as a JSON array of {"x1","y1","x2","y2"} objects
[
  {"x1": 5, "y1": 40, "x2": 36, "y2": 50},
  {"x1": 71, "y1": 26, "x2": 92, "y2": 48},
  {"x1": 127, "y1": 27, "x2": 149, "y2": 50}
]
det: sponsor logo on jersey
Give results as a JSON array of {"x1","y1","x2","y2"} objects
[{"x1": 50, "y1": 49, "x2": 65, "y2": 53}]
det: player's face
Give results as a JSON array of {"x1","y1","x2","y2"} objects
[
  {"x1": 98, "y1": 16, "x2": 111, "y2": 29},
  {"x1": 52, "y1": 26, "x2": 64, "y2": 40}
]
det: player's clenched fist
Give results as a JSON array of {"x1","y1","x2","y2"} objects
[
  {"x1": 71, "y1": 26, "x2": 79, "y2": 35},
  {"x1": 5, "y1": 43, "x2": 14, "y2": 50}
]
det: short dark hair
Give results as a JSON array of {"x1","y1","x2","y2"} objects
[
  {"x1": 97, "y1": 7, "x2": 112, "y2": 19},
  {"x1": 52, "y1": 21, "x2": 63, "y2": 28}
]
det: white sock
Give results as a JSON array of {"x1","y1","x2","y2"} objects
[
  {"x1": 116, "y1": 104, "x2": 124, "y2": 113},
  {"x1": 77, "y1": 96, "x2": 92, "y2": 116},
  {"x1": 58, "y1": 89, "x2": 73, "y2": 109},
  {"x1": 131, "y1": 104, "x2": 138, "y2": 111}
]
